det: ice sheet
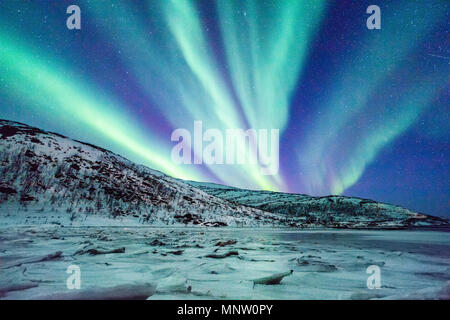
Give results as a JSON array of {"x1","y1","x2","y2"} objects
[{"x1": 0, "y1": 227, "x2": 449, "y2": 299}]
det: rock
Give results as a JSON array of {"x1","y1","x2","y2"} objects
[
  {"x1": 205, "y1": 250, "x2": 239, "y2": 259},
  {"x1": 253, "y1": 270, "x2": 293, "y2": 286},
  {"x1": 75, "y1": 247, "x2": 125, "y2": 255},
  {"x1": 215, "y1": 240, "x2": 237, "y2": 247},
  {"x1": 167, "y1": 250, "x2": 184, "y2": 255},
  {"x1": 148, "y1": 239, "x2": 165, "y2": 246}
]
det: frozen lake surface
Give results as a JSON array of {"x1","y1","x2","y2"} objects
[{"x1": 1, "y1": 226, "x2": 449, "y2": 299}]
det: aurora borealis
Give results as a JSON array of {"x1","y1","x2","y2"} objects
[{"x1": 0, "y1": 1, "x2": 448, "y2": 216}]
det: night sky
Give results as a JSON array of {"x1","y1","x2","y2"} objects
[{"x1": 0, "y1": 1, "x2": 448, "y2": 217}]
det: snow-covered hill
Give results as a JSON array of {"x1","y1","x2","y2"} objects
[
  {"x1": 0, "y1": 120, "x2": 291, "y2": 227},
  {"x1": 0, "y1": 119, "x2": 447, "y2": 229},
  {"x1": 185, "y1": 181, "x2": 449, "y2": 229}
]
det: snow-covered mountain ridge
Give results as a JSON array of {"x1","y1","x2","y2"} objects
[
  {"x1": 184, "y1": 181, "x2": 449, "y2": 229},
  {"x1": 0, "y1": 120, "x2": 289, "y2": 227},
  {"x1": 0, "y1": 119, "x2": 447, "y2": 229}
]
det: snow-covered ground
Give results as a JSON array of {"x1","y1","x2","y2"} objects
[{"x1": 1, "y1": 226, "x2": 449, "y2": 300}]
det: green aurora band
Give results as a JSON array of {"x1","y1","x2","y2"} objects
[
  {"x1": 0, "y1": 1, "x2": 446, "y2": 199},
  {"x1": 298, "y1": 1, "x2": 448, "y2": 195},
  {"x1": 0, "y1": 32, "x2": 205, "y2": 182},
  {"x1": 81, "y1": 0, "x2": 326, "y2": 191}
]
